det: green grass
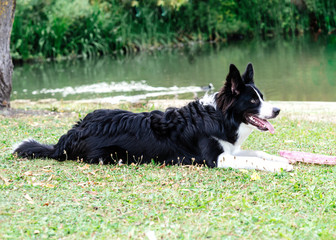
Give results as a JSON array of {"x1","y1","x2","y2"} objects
[{"x1": 0, "y1": 102, "x2": 336, "y2": 239}]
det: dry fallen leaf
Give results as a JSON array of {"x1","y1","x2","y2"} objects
[
  {"x1": 0, "y1": 174, "x2": 11, "y2": 185},
  {"x1": 47, "y1": 175, "x2": 55, "y2": 182},
  {"x1": 23, "y1": 171, "x2": 43, "y2": 177},
  {"x1": 32, "y1": 182, "x2": 55, "y2": 188},
  {"x1": 24, "y1": 171, "x2": 33, "y2": 176},
  {"x1": 24, "y1": 194, "x2": 33, "y2": 201},
  {"x1": 86, "y1": 191, "x2": 98, "y2": 196},
  {"x1": 24, "y1": 194, "x2": 34, "y2": 204},
  {"x1": 159, "y1": 163, "x2": 166, "y2": 169},
  {"x1": 78, "y1": 164, "x2": 90, "y2": 170},
  {"x1": 87, "y1": 169, "x2": 100, "y2": 175}
]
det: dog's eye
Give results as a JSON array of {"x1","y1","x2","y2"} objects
[{"x1": 250, "y1": 99, "x2": 259, "y2": 104}]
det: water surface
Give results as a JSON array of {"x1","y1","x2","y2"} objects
[{"x1": 12, "y1": 38, "x2": 336, "y2": 102}]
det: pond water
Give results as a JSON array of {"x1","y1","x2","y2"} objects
[{"x1": 12, "y1": 37, "x2": 336, "y2": 103}]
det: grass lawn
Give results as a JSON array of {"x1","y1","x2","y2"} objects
[{"x1": 0, "y1": 101, "x2": 335, "y2": 239}]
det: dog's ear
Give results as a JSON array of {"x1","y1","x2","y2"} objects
[
  {"x1": 226, "y1": 64, "x2": 245, "y2": 96},
  {"x1": 242, "y1": 63, "x2": 254, "y2": 84},
  {"x1": 216, "y1": 64, "x2": 244, "y2": 112}
]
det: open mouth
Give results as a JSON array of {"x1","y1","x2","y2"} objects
[{"x1": 245, "y1": 114, "x2": 275, "y2": 134}]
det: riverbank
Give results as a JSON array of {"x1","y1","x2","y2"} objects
[
  {"x1": 4, "y1": 99, "x2": 336, "y2": 123},
  {"x1": 147, "y1": 100, "x2": 336, "y2": 123}
]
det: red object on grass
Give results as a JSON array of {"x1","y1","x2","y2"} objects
[{"x1": 279, "y1": 150, "x2": 336, "y2": 165}]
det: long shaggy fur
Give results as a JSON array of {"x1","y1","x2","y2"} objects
[{"x1": 14, "y1": 101, "x2": 240, "y2": 167}]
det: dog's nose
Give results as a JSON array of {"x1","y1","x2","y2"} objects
[{"x1": 273, "y1": 107, "x2": 280, "y2": 117}]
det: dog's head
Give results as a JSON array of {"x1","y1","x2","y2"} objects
[{"x1": 216, "y1": 63, "x2": 280, "y2": 134}]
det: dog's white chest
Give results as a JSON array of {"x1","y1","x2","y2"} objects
[
  {"x1": 214, "y1": 124, "x2": 253, "y2": 155},
  {"x1": 236, "y1": 123, "x2": 253, "y2": 147}
]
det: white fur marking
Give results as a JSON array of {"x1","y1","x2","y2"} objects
[
  {"x1": 251, "y1": 86, "x2": 274, "y2": 118},
  {"x1": 200, "y1": 93, "x2": 217, "y2": 109},
  {"x1": 235, "y1": 124, "x2": 253, "y2": 149},
  {"x1": 213, "y1": 123, "x2": 253, "y2": 156},
  {"x1": 213, "y1": 123, "x2": 293, "y2": 172},
  {"x1": 235, "y1": 150, "x2": 290, "y2": 164},
  {"x1": 217, "y1": 153, "x2": 293, "y2": 172}
]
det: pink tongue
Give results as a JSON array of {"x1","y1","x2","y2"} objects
[{"x1": 263, "y1": 120, "x2": 275, "y2": 134}]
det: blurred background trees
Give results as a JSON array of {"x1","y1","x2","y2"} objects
[{"x1": 10, "y1": 0, "x2": 336, "y2": 61}]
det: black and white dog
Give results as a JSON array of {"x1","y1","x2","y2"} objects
[{"x1": 14, "y1": 63, "x2": 293, "y2": 172}]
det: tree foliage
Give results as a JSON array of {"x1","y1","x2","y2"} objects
[{"x1": 11, "y1": 0, "x2": 336, "y2": 60}]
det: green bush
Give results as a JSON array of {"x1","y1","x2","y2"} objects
[{"x1": 10, "y1": 0, "x2": 336, "y2": 60}]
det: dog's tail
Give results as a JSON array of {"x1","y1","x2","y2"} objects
[{"x1": 13, "y1": 139, "x2": 59, "y2": 159}]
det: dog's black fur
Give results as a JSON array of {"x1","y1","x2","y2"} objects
[{"x1": 14, "y1": 63, "x2": 266, "y2": 167}]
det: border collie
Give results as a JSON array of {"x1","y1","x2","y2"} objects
[{"x1": 13, "y1": 63, "x2": 293, "y2": 172}]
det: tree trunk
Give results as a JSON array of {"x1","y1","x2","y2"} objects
[{"x1": 0, "y1": 0, "x2": 16, "y2": 109}]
